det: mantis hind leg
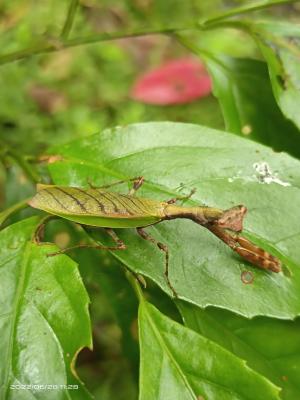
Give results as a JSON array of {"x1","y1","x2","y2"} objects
[
  {"x1": 136, "y1": 227, "x2": 177, "y2": 298},
  {"x1": 47, "y1": 227, "x2": 126, "y2": 257}
]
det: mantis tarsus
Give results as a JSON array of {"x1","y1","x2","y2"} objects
[{"x1": 28, "y1": 176, "x2": 282, "y2": 296}]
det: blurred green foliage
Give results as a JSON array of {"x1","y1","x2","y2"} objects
[
  {"x1": 1, "y1": 1, "x2": 300, "y2": 399},
  {"x1": 1, "y1": 0, "x2": 298, "y2": 158},
  {"x1": 0, "y1": 0, "x2": 225, "y2": 156}
]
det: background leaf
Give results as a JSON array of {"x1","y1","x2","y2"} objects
[
  {"x1": 244, "y1": 20, "x2": 300, "y2": 130},
  {"x1": 41, "y1": 218, "x2": 140, "y2": 399},
  {"x1": 203, "y1": 55, "x2": 300, "y2": 158},
  {"x1": 47, "y1": 122, "x2": 300, "y2": 318},
  {"x1": 178, "y1": 302, "x2": 300, "y2": 400},
  {"x1": 139, "y1": 299, "x2": 280, "y2": 400},
  {"x1": 0, "y1": 217, "x2": 92, "y2": 399}
]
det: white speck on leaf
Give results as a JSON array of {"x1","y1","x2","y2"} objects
[
  {"x1": 227, "y1": 170, "x2": 248, "y2": 183},
  {"x1": 253, "y1": 161, "x2": 291, "y2": 187},
  {"x1": 227, "y1": 162, "x2": 291, "y2": 186}
]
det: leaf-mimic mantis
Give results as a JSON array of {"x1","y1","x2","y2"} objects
[{"x1": 28, "y1": 177, "x2": 281, "y2": 296}]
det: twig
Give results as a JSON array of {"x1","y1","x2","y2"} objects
[
  {"x1": 125, "y1": 269, "x2": 145, "y2": 303},
  {"x1": 6, "y1": 148, "x2": 40, "y2": 183},
  {"x1": 60, "y1": 0, "x2": 79, "y2": 40},
  {"x1": 202, "y1": 0, "x2": 300, "y2": 27},
  {"x1": 0, "y1": 27, "x2": 182, "y2": 66},
  {"x1": 0, "y1": 198, "x2": 31, "y2": 229}
]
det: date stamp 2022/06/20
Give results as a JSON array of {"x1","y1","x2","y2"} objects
[{"x1": 10, "y1": 383, "x2": 79, "y2": 391}]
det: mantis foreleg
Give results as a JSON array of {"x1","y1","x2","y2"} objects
[{"x1": 207, "y1": 224, "x2": 281, "y2": 273}]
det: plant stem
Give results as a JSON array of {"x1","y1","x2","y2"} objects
[
  {"x1": 0, "y1": 27, "x2": 182, "y2": 66},
  {"x1": 0, "y1": 0, "x2": 296, "y2": 66},
  {"x1": 6, "y1": 149, "x2": 40, "y2": 183},
  {"x1": 0, "y1": 198, "x2": 31, "y2": 228},
  {"x1": 0, "y1": 139, "x2": 40, "y2": 183},
  {"x1": 60, "y1": 0, "x2": 79, "y2": 40},
  {"x1": 202, "y1": 0, "x2": 300, "y2": 26},
  {"x1": 125, "y1": 270, "x2": 144, "y2": 303}
]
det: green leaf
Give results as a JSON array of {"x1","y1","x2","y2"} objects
[
  {"x1": 139, "y1": 299, "x2": 280, "y2": 400},
  {"x1": 42, "y1": 219, "x2": 139, "y2": 397},
  {"x1": 47, "y1": 122, "x2": 300, "y2": 318},
  {"x1": 178, "y1": 302, "x2": 300, "y2": 400},
  {"x1": 0, "y1": 217, "x2": 92, "y2": 399},
  {"x1": 244, "y1": 20, "x2": 300, "y2": 130},
  {"x1": 203, "y1": 55, "x2": 300, "y2": 158}
]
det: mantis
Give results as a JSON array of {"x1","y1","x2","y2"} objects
[{"x1": 28, "y1": 176, "x2": 281, "y2": 296}]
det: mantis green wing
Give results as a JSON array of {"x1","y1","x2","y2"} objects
[{"x1": 28, "y1": 185, "x2": 165, "y2": 228}]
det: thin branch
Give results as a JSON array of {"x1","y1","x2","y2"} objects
[
  {"x1": 6, "y1": 148, "x2": 40, "y2": 183},
  {"x1": 125, "y1": 270, "x2": 145, "y2": 303},
  {"x1": 0, "y1": 27, "x2": 184, "y2": 66},
  {"x1": 0, "y1": 198, "x2": 31, "y2": 229},
  {"x1": 0, "y1": 42, "x2": 51, "y2": 65},
  {"x1": 0, "y1": 0, "x2": 297, "y2": 66},
  {"x1": 202, "y1": 0, "x2": 300, "y2": 26},
  {"x1": 60, "y1": 0, "x2": 79, "y2": 40}
]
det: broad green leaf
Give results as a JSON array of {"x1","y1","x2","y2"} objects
[
  {"x1": 178, "y1": 302, "x2": 300, "y2": 400},
  {"x1": 244, "y1": 20, "x2": 300, "y2": 130},
  {"x1": 43, "y1": 219, "x2": 139, "y2": 397},
  {"x1": 139, "y1": 299, "x2": 280, "y2": 400},
  {"x1": 47, "y1": 122, "x2": 300, "y2": 318},
  {"x1": 0, "y1": 217, "x2": 92, "y2": 399},
  {"x1": 44, "y1": 218, "x2": 139, "y2": 372},
  {"x1": 204, "y1": 55, "x2": 300, "y2": 158}
]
